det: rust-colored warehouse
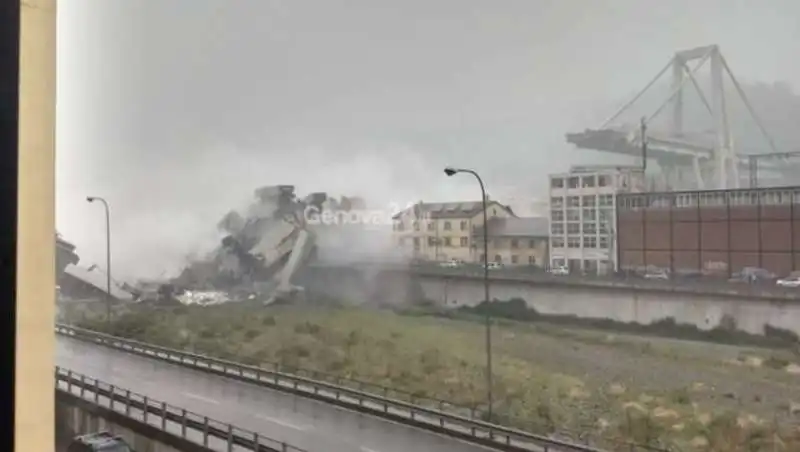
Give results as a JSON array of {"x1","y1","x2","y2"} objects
[{"x1": 616, "y1": 186, "x2": 800, "y2": 277}]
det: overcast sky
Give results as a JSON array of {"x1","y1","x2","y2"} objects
[{"x1": 56, "y1": 0, "x2": 800, "y2": 280}]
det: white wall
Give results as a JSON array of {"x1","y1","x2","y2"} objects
[{"x1": 419, "y1": 277, "x2": 800, "y2": 336}]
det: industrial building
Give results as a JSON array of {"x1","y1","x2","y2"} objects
[
  {"x1": 616, "y1": 185, "x2": 800, "y2": 277},
  {"x1": 548, "y1": 166, "x2": 646, "y2": 274}
]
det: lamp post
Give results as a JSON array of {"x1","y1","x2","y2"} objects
[
  {"x1": 444, "y1": 166, "x2": 493, "y2": 422},
  {"x1": 87, "y1": 196, "x2": 112, "y2": 328}
]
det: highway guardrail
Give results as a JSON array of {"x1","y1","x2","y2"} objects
[
  {"x1": 408, "y1": 265, "x2": 800, "y2": 301},
  {"x1": 56, "y1": 324, "x2": 620, "y2": 452},
  {"x1": 56, "y1": 366, "x2": 307, "y2": 452}
]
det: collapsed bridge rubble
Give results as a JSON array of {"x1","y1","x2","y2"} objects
[{"x1": 171, "y1": 185, "x2": 406, "y2": 305}]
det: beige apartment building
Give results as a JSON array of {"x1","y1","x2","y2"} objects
[
  {"x1": 392, "y1": 200, "x2": 548, "y2": 266},
  {"x1": 474, "y1": 217, "x2": 550, "y2": 266}
]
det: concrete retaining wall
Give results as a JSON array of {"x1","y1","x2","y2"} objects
[
  {"x1": 419, "y1": 276, "x2": 800, "y2": 336},
  {"x1": 294, "y1": 267, "x2": 800, "y2": 336}
]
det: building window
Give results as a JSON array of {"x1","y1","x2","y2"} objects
[
  {"x1": 444, "y1": 221, "x2": 452, "y2": 230},
  {"x1": 582, "y1": 175, "x2": 596, "y2": 187},
  {"x1": 582, "y1": 222, "x2": 596, "y2": 234},
  {"x1": 599, "y1": 208, "x2": 613, "y2": 224},
  {"x1": 460, "y1": 220, "x2": 467, "y2": 231},
  {"x1": 413, "y1": 221, "x2": 420, "y2": 231},
  {"x1": 528, "y1": 256, "x2": 536, "y2": 265},
  {"x1": 528, "y1": 239, "x2": 536, "y2": 248},
  {"x1": 511, "y1": 239, "x2": 519, "y2": 248},
  {"x1": 567, "y1": 196, "x2": 580, "y2": 207},
  {"x1": 599, "y1": 236, "x2": 609, "y2": 248},
  {"x1": 582, "y1": 195, "x2": 596, "y2": 207},
  {"x1": 567, "y1": 223, "x2": 580, "y2": 234},
  {"x1": 552, "y1": 237, "x2": 565, "y2": 248},
  {"x1": 511, "y1": 255, "x2": 519, "y2": 264},
  {"x1": 567, "y1": 237, "x2": 581, "y2": 248},
  {"x1": 599, "y1": 222, "x2": 609, "y2": 234},
  {"x1": 492, "y1": 208, "x2": 497, "y2": 216},
  {"x1": 427, "y1": 222, "x2": 435, "y2": 231},
  {"x1": 551, "y1": 177, "x2": 564, "y2": 188},
  {"x1": 583, "y1": 209, "x2": 596, "y2": 221},
  {"x1": 494, "y1": 255, "x2": 502, "y2": 263},
  {"x1": 551, "y1": 210, "x2": 564, "y2": 221},
  {"x1": 443, "y1": 237, "x2": 452, "y2": 247},
  {"x1": 428, "y1": 237, "x2": 437, "y2": 247},
  {"x1": 583, "y1": 236, "x2": 597, "y2": 248},
  {"x1": 551, "y1": 223, "x2": 564, "y2": 234},
  {"x1": 460, "y1": 237, "x2": 468, "y2": 247},
  {"x1": 598, "y1": 175, "x2": 611, "y2": 187},
  {"x1": 413, "y1": 237, "x2": 420, "y2": 248},
  {"x1": 566, "y1": 209, "x2": 580, "y2": 221},
  {"x1": 550, "y1": 196, "x2": 564, "y2": 208},
  {"x1": 598, "y1": 194, "x2": 613, "y2": 206},
  {"x1": 396, "y1": 222, "x2": 404, "y2": 231},
  {"x1": 568, "y1": 176, "x2": 579, "y2": 188}
]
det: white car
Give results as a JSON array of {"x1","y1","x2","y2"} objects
[
  {"x1": 644, "y1": 270, "x2": 669, "y2": 280},
  {"x1": 485, "y1": 262, "x2": 503, "y2": 270},
  {"x1": 776, "y1": 276, "x2": 800, "y2": 287},
  {"x1": 439, "y1": 259, "x2": 463, "y2": 268},
  {"x1": 549, "y1": 266, "x2": 569, "y2": 276}
]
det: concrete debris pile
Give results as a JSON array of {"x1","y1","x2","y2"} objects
[
  {"x1": 176, "y1": 290, "x2": 231, "y2": 306},
  {"x1": 173, "y1": 185, "x2": 368, "y2": 305}
]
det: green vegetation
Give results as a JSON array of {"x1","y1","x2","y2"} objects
[
  {"x1": 454, "y1": 298, "x2": 800, "y2": 349},
  {"x1": 65, "y1": 301, "x2": 800, "y2": 452}
]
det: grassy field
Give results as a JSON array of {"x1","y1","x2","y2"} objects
[{"x1": 61, "y1": 301, "x2": 800, "y2": 452}]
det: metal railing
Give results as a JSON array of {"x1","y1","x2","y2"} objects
[
  {"x1": 56, "y1": 324, "x2": 615, "y2": 452},
  {"x1": 408, "y1": 263, "x2": 800, "y2": 300},
  {"x1": 56, "y1": 366, "x2": 307, "y2": 452}
]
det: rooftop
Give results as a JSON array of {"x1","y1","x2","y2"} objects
[{"x1": 392, "y1": 200, "x2": 514, "y2": 220}]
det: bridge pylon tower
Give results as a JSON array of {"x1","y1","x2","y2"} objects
[{"x1": 568, "y1": 44, "x2": 780, "y2": 191}]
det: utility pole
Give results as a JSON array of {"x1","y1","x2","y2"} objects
[
  {"x1": 87, "y1": 196, "x2": 112, "y2": 328},
  {"x1": 444, "y1": 166, "x2": 494, "y2": 423},
  {"x1": 640, "y1": 117, "x2": 648, "y2": 172}
]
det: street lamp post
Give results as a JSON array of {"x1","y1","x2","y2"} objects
[
  {"x1": 444, "y1": 166, "x2": 493, "y2": 422},
  {"x1": 87, "y1": 196, "x2": 112, "y2": 328}
]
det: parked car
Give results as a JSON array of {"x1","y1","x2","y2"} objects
[
  {"x1": 776, "y1": 271, "x2": 800, "y2": 288},
  {"x1": 439, "y1": 259, "x2": 464, "y2": 268},
  {"x1": 485, "y1": 262, "x2": 503, "y2": 270},
  {"x1": 644, "y1": 269, "x2": 669, "y2": 280},
  {"x1": 731, "y1": 267, "x2": 776, "y2": 284},
  {"x1": 549, "y1": 266, "x2": 570, "y2": 276},
  {"x1": 67, "y1": 432, "x2": 133, "y2": 452}
]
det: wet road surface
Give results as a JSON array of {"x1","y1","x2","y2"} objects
[{"x1": 56, "y1": 336, "x2": 495, "y2": 452}]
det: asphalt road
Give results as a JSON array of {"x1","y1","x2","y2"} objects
[{"x1": 56, "y1": 336, "x2": 494, "y2": 452}]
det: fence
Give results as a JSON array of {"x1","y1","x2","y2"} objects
[
  {"x1": 409, "y1": 262, "x2": 800, "y2": 300},
  {"x1": 56, "y1": 324, "x2": 657, "y2": 452},
  {"x1": 56, "y1": 366, "x2": 306, "y2": 452}
]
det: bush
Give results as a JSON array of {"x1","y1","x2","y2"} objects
[
  {"x1": 453, "y1": 298, "x2": 800, "y2": 349},
  {"x1": 764, "y1": 324, "x2": 799, "y2": 343}
]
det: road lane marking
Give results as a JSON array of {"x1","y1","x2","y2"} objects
[
  {"x1": 360, "y1": 447, "x2": 381, "y2": 452},
  {"x1": 181, "y1": 392, "x2": 220, "y2": 405},
  {"x1": 255, "y1": 414, "x2": 308, "y2": 431}
]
